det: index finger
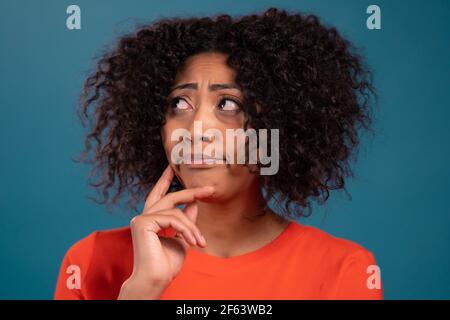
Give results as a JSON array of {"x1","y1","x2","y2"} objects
[
  {"x1": 146, "y1": 186, "x2": 215, "y2": 214},
  {"x1": 143, "y1": 165, "x2": 174, "y2": 211}
]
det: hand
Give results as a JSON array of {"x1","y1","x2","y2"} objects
[{"x1": 118, "y1": 165, "x2": 214, "y2": 299}]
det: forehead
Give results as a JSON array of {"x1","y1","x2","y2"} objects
[{"x1": 174, "y1": 52, "x2": 236, "y2": 82}]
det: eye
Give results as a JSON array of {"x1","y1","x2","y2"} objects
[
  {"x1": 218, "y1": 97, "x2": 242, "y2": 112},
  {"x1": 169, "y1": 97, "x2": 191, "y2": 111}
]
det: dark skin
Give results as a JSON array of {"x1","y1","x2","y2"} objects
[{"x1": 118, "y1": 52, "x2": 289, "y2": 300}]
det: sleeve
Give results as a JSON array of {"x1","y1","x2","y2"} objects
[
  {"x1": 331, "y1": 248, "x2": 384, "y2": 300},
  {"x1": 54, "y1": 232, "x2": 98, "y2": 300}
]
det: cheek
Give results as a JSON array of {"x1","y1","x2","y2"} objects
[
  {"x1": 161, "y1": 130, "x2": 169, "y2": 156},
  {"x1": 161, "y1": 124, "x2": 176, "y2": 158},
  {"x1": 162, "y1": 125, "x2": 186, "y2": 186},
  {"x1": 162, "y1": 122, "x2": 187, "y2": 174},
  {"x1": 209, "y1": 167, "x2": 259, "y2": 201}
]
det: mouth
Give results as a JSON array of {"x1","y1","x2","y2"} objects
[{"x1": 181, "y1": 153, "x2": 226, "y2": 168}]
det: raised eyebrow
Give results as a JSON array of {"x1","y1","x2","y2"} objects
[
  {"x1": 170, "y1": 83, "x2": 197, "y2": 92},
  {"x1": 208, "y1": 83, "x2": 241, "y2": 91},
  {"x1": 169, "y1": 83, "x2": 241, "y2": 93}
]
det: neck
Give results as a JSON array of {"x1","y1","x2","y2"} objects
[{"x1": 194, "y1": 181, "x2": 289, "y2": 257}]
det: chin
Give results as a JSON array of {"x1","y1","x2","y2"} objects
[
  {"x1": 179, "y1": 164, "x2": 225, "y2": 186},
  {"x1": 182, "y1": 175, "x2": 220, "y2": 190}
]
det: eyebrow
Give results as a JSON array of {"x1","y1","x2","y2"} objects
[{"x1": 169, "y1": 83, "x2": 241, "y2": 93}]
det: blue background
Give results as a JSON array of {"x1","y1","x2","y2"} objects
[{"x1": 1, "y1": 0, "x2": 449, "y2": 299}]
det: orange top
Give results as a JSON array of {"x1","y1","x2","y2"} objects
[{"x1": 54, "y1": 220, "x2": 383, "y2": 300}]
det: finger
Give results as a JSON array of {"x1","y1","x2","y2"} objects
[
  {"x1": 151, "y1": 208, "x2": 206, "y2": 247},
  {"x1": 129, "y1": 215, "x2": 192, "y2": 267},
  {"x1": 172, "y1": 231, "x2": 191, "y2": 251},
  {"x1": 183, "y1": 203, "x2": 206, "y2": 247},
  {"x1": 179, "y1": 205, "x2": 206, "y2": 246},
  {"x1": 183, "y1": 202, "x2": 198, "y2": 224},
  {"x1": 157, "y1": 215, "x2": 197, "y2": 246},
  {"x1": 143, "y1": 165, "x2": 174, "y2": 211},
  {"x1": 148, "y1": 186, "x2": 215, "y2": 213},
  {"x1": 130, "y1": 213, "x2": 198, "y2": 247}
]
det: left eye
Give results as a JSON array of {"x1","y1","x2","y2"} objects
[{"x1": 218, "y1": 98, "x2": 241, "y2": 111}]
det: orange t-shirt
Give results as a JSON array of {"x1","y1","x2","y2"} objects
[{"x1": 54, "y1": 220, "x2": 383, "y2": 300}]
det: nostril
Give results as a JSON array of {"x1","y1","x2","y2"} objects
[{"x1": 201, "y1": 135, "x2": 213, "y2": 142}]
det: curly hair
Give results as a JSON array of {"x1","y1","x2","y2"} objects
[{"x1": 76, "y1": 7, "x2": 376, "y2": 218}]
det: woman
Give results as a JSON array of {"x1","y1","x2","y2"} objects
[{"x1": 55, "y1": 7, "x2": 383, "y2": 300}]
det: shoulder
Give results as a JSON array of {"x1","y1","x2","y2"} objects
[
  {"x1": 288, "y1": 220, "x2": 377, "y2": 262},
  {"x1": 285, "y1": 221, "x2": 380, "y2": 279},
  {"x1": 287, "y1": 221, "x2": 383, "y2": 299},
  {"x1": 55, "y1": 226, "x2": 133, "y2": 299},
  {"x1": 64, "y1": 226, "x2": 132, "y2": 263}
]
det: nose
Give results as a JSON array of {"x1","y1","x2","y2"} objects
[{"x1": 185, "y1": 97, "x2": 218, "y2": 147}]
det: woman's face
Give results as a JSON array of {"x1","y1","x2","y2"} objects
[{"x1": 161, "y1": 52, "x2": 259, "y2": 201}]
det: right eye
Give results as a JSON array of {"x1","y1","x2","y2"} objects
[{"x1": 168, "y1": 97, "x2": 191, "y2": 111}]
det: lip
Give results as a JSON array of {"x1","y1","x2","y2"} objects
[{"x1": 182, "y1": 153, "x2": 225, "y2": 167}]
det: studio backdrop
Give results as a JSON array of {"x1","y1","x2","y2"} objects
[{"x1": 0, "y1": 0, "x2": 449, "y2": 299}]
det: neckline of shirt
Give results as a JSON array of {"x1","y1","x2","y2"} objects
[{"x1": 183, "y1": 220, "x2": 304, "y2": 275}]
